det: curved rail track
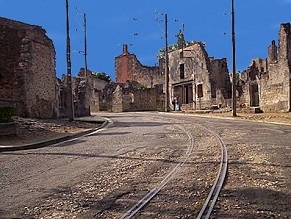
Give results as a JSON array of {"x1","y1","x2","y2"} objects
[
  {"x1": 196, "y1": 125, "x2": 228, "y2": 219},
  {"x1": 120, "y1": 115, "x2": 228, "y2": 219}
]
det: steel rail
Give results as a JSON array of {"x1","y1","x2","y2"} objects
[
  {"x1": 119, "y1": 113, "x2": 228, "y2": 219},
  {"x1": 196, "y1": 125, "x2": 228, "y2": 219},
  {"x1": 120, "y1": 124, "x2": 194, "y2": 219}
]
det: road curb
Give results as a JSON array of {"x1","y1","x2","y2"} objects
[{"x1": 0, "y1": 118, "x2": 108, "y2": 152}]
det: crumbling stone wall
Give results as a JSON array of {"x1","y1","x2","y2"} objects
[
  {"x1": 59, "y1": 68, "x2": 110, "y2": 116},
  {"x1": 0, "y1": 17, "x2": 58, "y2": 118},
  {"x1": 112, "y1": 85, "x2": 123, "y2": 112},
  {"x1": 111, "y1": 81, "x2": 164, "y2": 112},
  {"x1": 239, "y1": 58, "x2": 267, "y2": 108},
  {"x1": 209, "y1": 58, "x2": 232, "y2": 100},
  {"x1": 263, "y1": 23, "x2": 291, "y2": 112},
  {"x1": 240, "y1": 23, "x2": 291, "y2": 112},
  {"x1": 115, "y1": 44, "x2": 164, "y2": 88},
  {"x1": 91, "y1": 76, "x2": 109, "y2": 112}
]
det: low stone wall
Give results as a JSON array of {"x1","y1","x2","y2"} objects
[{"x1": 0, "y1": 122, "x2": 17, "y2": 136}]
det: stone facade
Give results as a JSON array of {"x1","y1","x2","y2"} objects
[
  {"x1": 59, "y1": 68, "x2": 110, "y2": 117},
  {"x1": 115, "y1": 44, "x2": 164, "y2": 88},
  {"x1": 111, "y1": 44, "x2": 166, "y2": 112},
  {"x1": 111, "y1": 81, "x2": 164, "y2": 113},
  {"x1": 0, "y1": 17, "x2": 58, "y2": 118},
  {"x1": 114, "y1": 41, "x2": 231, "y2": 112},
  {"x1": 169, "y1": 42, "x2": 231, "y2": 110},
  {"x1": 239, "y1": 23, "x2": 291, "y2": 112}
]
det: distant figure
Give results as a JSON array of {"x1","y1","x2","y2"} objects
[
  {"x1": 172, "y1": 97, "x2": 176, "y2": 111},
  {"x1": 175, "y1": 96, "x2": 180, "y2": 111}
]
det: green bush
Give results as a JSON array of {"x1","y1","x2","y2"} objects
[{"x1": 0, "y1": 106, "x2": 15, "y2": 123}]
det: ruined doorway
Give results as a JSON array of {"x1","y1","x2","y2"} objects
[
  {"x1": 250, "y1": 84, "x2": 259, "y2": 107},
  {"x1": 183, "y1": 85, "x2": 193, "y2": 104},
  {"x1": 197, "y1": 84, "x2": 203, "y2": 98}
]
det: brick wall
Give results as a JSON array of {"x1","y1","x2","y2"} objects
[{"x1": 115, "y1": 44, "x2": 164, "y2": 88}]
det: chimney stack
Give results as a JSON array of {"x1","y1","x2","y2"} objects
[{"x1": 123, "y1": 44, "x2": 128, "y2": 55}]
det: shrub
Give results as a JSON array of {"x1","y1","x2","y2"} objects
[{"x1": 0, "y1": 106, "x2": 15, "y2": 123}]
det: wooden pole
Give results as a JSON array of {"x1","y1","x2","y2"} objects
[
  {"x1": 164, "y1": 14, "x2": 169, "y2": 112},
  {"x1": 231, "y1": 0, "x2": 237, "y2": 117},
  {"x1": 66, "y1": 0, "x2": 74, "y2": 121}
]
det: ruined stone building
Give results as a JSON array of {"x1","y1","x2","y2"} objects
[
  {"x1": 114, "y1": 40, "x2": 231, "y2": 112},
  {"x1": 239, "y1": 23, "x2": 291, "y2": 112},
  {"x1": 0, "y1": 16, "x2": 164, "y2": 118},
  {"x1": 0, "y1": 17, "x2": 59, "y2": 118},
  {"x1": 169, "y1": 41, "x2": 231, "y2": 110},
  {"x1": 59, "y1": 67, "x2": 163, "y2": 115},
  {"x1": 5, "y1": 17, "x2": 289, "y2": 117},
  {"x1": 115, "y1": 44, "x2": 164, "y2": 88},
  {"x1": 59, "y1": 68, "x2": 110, "y2": 116},
  {"x1": 110, "y1": 44, "x2": 164, "y2": 112}
]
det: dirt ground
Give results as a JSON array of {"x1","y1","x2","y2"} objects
[
  {"x1": 188, "y1": 111, "x2": 291, "y2": 124},
  {"x1": 0, "y1": 117, "x2": 100, "y2": 146}
]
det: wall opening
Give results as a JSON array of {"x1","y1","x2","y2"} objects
[
  {"x1": 197, "y1": 84, "x2": 203, "y2": 98},
  {"x1": 180, "y1": 64, "x2": 185, "y2": 79},
  {"x1": 250, "y1": 84, "x2": 259, "y2": 107}
]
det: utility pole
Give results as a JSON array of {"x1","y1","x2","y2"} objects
[
  {"x1": 231, "y1": 0, "x2": 237, "y2": 117},
  {"x1": 164, "y1": 13, "x2": 169, "y2": 112},
  {"x1": 84, "y1": 12, "x2": 88, "y2": 78},
  {"x1": 66, "y1": 0, "x2": 74, "y2": 121}
]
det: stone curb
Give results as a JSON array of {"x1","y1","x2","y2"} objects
[{"x1": 0, "y1": 118, "x2": 108, "y2": 152}]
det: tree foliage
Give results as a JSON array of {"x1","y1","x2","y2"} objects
[{"x1": 92, "y1": 72, "x2": 111, "y2": 83}]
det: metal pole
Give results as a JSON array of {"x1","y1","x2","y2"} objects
[
  {"x1": 164, "y1": 13, "x2": 169, "y2": 112},
  {"x1": 231, "y1": 0, "x2": 237, "y2": 117},
  {"x1": 66, "y1": 0, "x2": 74, "y2": 121},
  {"x1": 84, "y1": 13, "x2": 88, "y2": 78}
]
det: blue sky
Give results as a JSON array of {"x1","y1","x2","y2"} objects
[{"x1": 1, "y1": 0, "x2": 290, "y2": 81}]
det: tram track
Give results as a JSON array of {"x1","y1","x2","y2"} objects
[
  {"x1": 120, "y1": 123, "x2": 195, "y2": 219},
  {"x1": 120, "y1": 114, "x2": 228, "y2": 219},
  {"x1": 196, "y1": 125, "x2": 228, "y2": 219}
]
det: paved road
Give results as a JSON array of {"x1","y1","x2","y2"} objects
[{"x1": 1, "y1": 112, "x2": 291, "y2": 218}]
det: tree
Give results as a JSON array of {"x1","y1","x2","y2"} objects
[{"x1": 92, "y1": 72, "x2": 111, "y2": 83}]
